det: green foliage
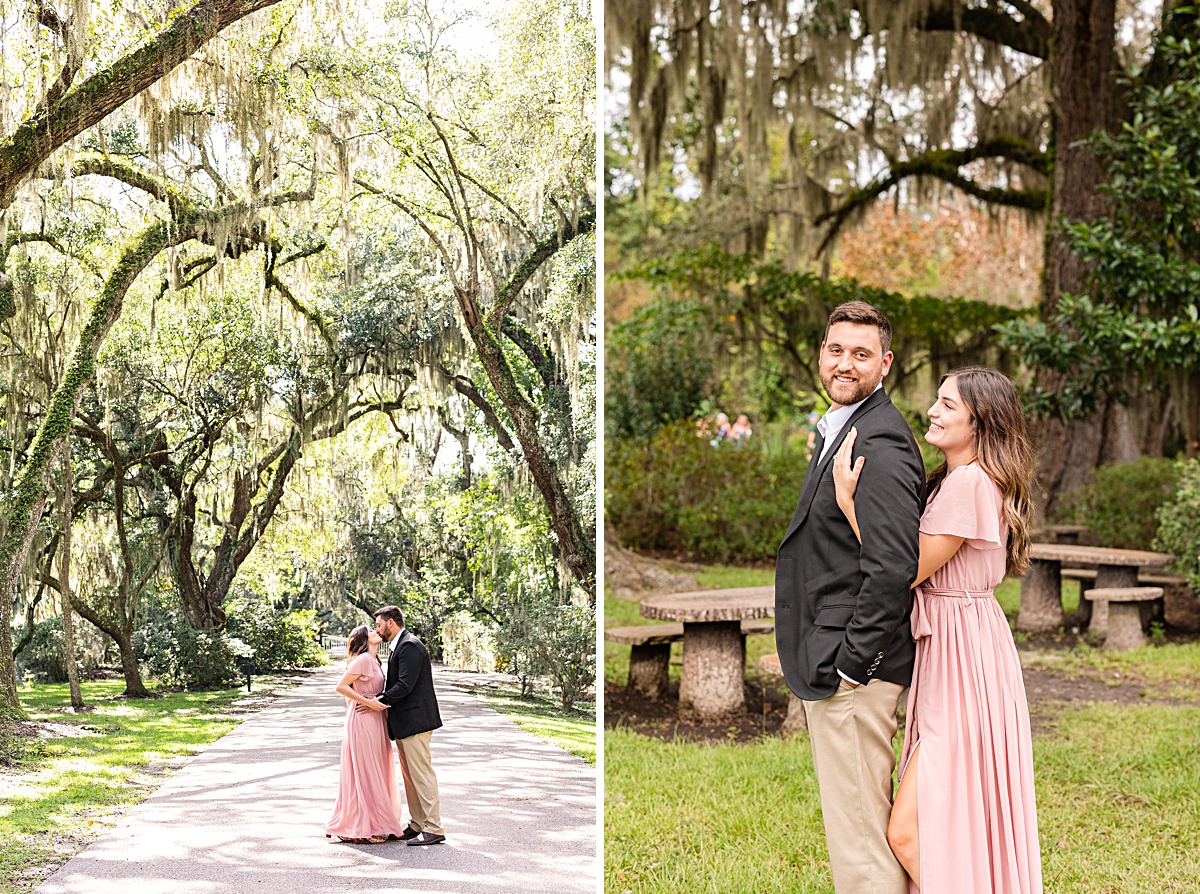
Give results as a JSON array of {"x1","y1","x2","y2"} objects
[
  {"x1": 224, "y1": 596, "x2": 326, "y2": 672},
  {"x1": 12, "y1": 617, "x2": 96, "y2": 684},
  {"x1": 619, "y1": 245, "x2": 1028, "y2": 418},
  {"x1": 440, "y1": 611, "x2": 498, "y2": 673},
  {"x1": 495, "y1": 596, "x2": 596, "y2": 711},
  {"x1": 998, "y1": 35, "x2": 1200, "y2": 421},
  {"x1": 606, "y1": 421, "x2": 809, "y2": 563},
  {"x1": 1051, "y1": 458, "x2": 1181, "y2": 551},
  {"x1": 605, "y1": 299, "x2": 716, "y2": 439},
  {"x1": 133, "y1": 596, "x2": 239, "y2": 689},
  {"x1": 1155, "y1": 459, "x2": 1200, "y2": 594}
]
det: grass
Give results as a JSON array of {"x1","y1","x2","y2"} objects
[
  {"x1": 0, "y1": 678, "x2": 269, "y2": 894},
  {"x1": 605, "y1": 644, "x2": 1200, "y2": 894},
  {"x1": 480, "y1": 690, "x2": 596, "y2": 765}
]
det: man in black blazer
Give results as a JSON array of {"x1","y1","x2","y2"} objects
[
  {"x1": 366, "y1": 605, "x2": 445, "y2": 845},
  {"x1": 775, "y1": 301, "x2": 925, "y2": 894}
]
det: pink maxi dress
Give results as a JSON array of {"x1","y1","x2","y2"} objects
[
  {"x1": 325, "y1": 653, "x2": 406, "y2": 840},
  {"x1": 901, "y1": 462, "x2": 1042, "y2": 894}
]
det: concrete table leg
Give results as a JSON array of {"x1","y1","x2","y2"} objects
[
  {"x1": 627, "y1": 643, "x2": 670, "y2": 699},
  {"x1": 1017, "y1": 559, "x2": 1065, "y2": 632},
  {"x1": 780, "y1": 693, "x2": 807, "y2": 734},
  {"x1": 1105, "y1": 602, "x2": 1146, "y2": 650},
  {"x1": 1091, "y1": 566, "x2": 1138, "y2": 638},
  {"x1": 678, "y1": 621, "x2": 745, "y2": 718}
]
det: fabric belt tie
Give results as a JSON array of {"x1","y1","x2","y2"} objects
[{"x1": 911, "y1": 585, "x2": 995, "y2": 640}]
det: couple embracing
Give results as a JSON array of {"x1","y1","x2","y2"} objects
[
  {"x1": 776, "y1": 301, "x2": 1042, "y2": 893},
  {"x1": 325, "y1": 606, "x2": 446, "y2": 846}
]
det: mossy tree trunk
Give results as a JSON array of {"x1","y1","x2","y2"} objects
[
  {"x1": 0, "y1": 221, "x2": 176, "y2": 718},
  {"x1": 454, "y1": 212, "x2": 597, "y2": 598},
  {"x1": 59, "y1": 452, "x2": 84, "y2": 710},
  {"x1": 0, "y1": 0, "x2": 282, "y2": 210}
]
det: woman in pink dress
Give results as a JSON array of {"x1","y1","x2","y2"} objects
[
  {"x1": 833, "y1": 366, "x2": 1042, "y2": 893},
  {"x1": 325, "y1": 625, "x2": 405, "y2": 844}
]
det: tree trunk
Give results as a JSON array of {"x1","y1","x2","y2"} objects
[
  {"x1": 458, "y1": 296, "x2": 596, "y2": 599},
  {"x1": 68, "y1": 594, "x2": 151, "y2": 698},
  {"x1": 60, "y1": 454, "x2": 84, "y2": 710},
  {"x1": 114, "y1": 629, "x2": 151, "y2": 698},
  {"x1": 1035, "y1": 0, "x2": 1127, "y2": 512},
  {"x1": 0, "y1": 0, "x2": 282, "y2": 209},
  {"x1": 0, "y1": 221, "x2": 174, "y2": 717}
]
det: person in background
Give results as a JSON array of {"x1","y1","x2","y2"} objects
[{"x1": 730, "y1": 414, "x2": 753, "y2": 443}]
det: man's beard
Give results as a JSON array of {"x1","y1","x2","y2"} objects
[{"x1": 821, "y1": 369, "x2": 880, "y2": 407}]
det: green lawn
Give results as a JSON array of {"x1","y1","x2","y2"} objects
[
  {"x1": 1, "y1": 678, "x2": 270, "y2": 894},
  {"x1": 606, "y1": 681, "x2": 1200, "y2": 894},
  {"x1": 606, "y1": 561, "x2": 1200, "y2": 892},
  {"x1": 481, "y1": 691, "x2": 596, "y2": 765}
]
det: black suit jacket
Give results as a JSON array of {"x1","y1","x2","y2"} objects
[
  {"x1": 775, "y1": 388, "x2": 926, "y2": 700},
  {"x1": 379, "y1": 628, "x2": 443, "y2": 740}
]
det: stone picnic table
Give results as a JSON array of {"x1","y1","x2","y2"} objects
[
  {"x1": 639, "y1": 586, "x2": 775, "y2": 719},
  {"x1": 1017, "y1": 543, "x2": 1175, "y2": 634}
]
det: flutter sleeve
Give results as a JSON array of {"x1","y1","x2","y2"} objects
[
  {"x1": 347, "y1": 653, "x2": 376, "y2": 676},
  {"x1": 919, "y1": 463, "x2": 1004, "y2": 549}
]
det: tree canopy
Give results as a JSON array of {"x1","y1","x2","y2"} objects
[{"x1": 2, "y1": 0, "x2": 596, "y2": 718}]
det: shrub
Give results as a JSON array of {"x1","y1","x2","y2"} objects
[
  {"x1": 1155, "y1": 459, "x2": 1200, "y2": 595},
  {"x1": 440, "y1": 611, "x2": 497, "y2": 673},
  {"x1": 1051, "y1": 457, "x2": 1180, "y2": 551},
  {"x1": 224, "y1": 597, "x2": 326, "y2": 672},
  {"x1": 13, "y1": 617, "x2": 100, "y2": 684},
  {"x1": 496, "y1": 597, "x2": 595, "y2": 710},
  {"x1": 133, "y1": 597, "x2": 240, "y2": 689},
  {"x1": 605, "y1": 299, "x2": 716, "y2": 440},
  {"x1": 606, "y1": 421, "x2": 808, "y2": 563}
]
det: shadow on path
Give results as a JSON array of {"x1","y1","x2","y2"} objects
[{"x1": 36, "y1": 667, "x2": 596, "y2": 894}]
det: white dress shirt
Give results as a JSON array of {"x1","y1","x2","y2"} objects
[{"x1": 817, "y1": 383, "x2": 882, "y2": 463}]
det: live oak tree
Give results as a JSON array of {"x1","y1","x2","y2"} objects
[
  {"x1": 291, "y1": 0, "x2": 598, "y2": 596},
  {"x1": 3, "y1": 0, "x2": 596, "y2": 719},
  {"x1": 0, "y1": 0, "x2": 285, "y2": 721},
  {"x1": 608, "y1": 0, "x2": 1198, "y2": 509}
]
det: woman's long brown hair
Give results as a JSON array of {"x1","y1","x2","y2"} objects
[
  {"x1": 926, "y1": 366, "x2": 1035, "y2": 576},
  {"x1": 346, "y1": 625, "x2": 373, "y2": 663}
]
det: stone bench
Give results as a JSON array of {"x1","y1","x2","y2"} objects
[
  {"x1": 606, "y1": 619, "x2": 774, "y2": 699},
  {"x1": 1063, "y1": 569, "x2": 1182, "y2": 630},
  {"x1": 758, "y1": 653, "x2": 807, "y2": 733},
  {"x1": 1083, "y1": 587, "x2": 1164, "y2": 650}
]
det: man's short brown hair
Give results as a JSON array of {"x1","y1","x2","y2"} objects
[
  {"x1": 824, "y1": 301, "x2": 893, "y2": 354},
  {"x1": 373, "y1": 605, "x2": 405, "y2": 628}
]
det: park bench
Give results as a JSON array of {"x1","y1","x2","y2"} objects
[
  {"x1": 1083, "y1": 587, "x2": 1164, "y2": 650},
  {"x1": 606, "y1": 619, "x2": 774, "y2": 700},
  {"x1": 757, "y1": 653, "x2": 807, "y2": 733},
  {"x1": 1060, "y1": 568, "x2": 1188, "y2": 629}
]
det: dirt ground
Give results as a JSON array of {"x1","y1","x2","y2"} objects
[{"x1": 605, "y1": 633, "x2": 1200, "y2": 745}]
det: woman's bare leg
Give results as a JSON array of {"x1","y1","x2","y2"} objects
[{"x1": 888, "y1": 742, "x2": 921, "y2": 889}]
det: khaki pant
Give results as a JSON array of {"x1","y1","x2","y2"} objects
[
  {"x1": 803, "y1": 679, "x2": 908, "y2": 894},
  {"x1": 395, "y1": 731, "x2": 443, "y2": 836}
]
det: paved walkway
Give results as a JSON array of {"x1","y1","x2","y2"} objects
[{"x1": 36, "y1": 666, "x2": 597, "y2": 894}]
